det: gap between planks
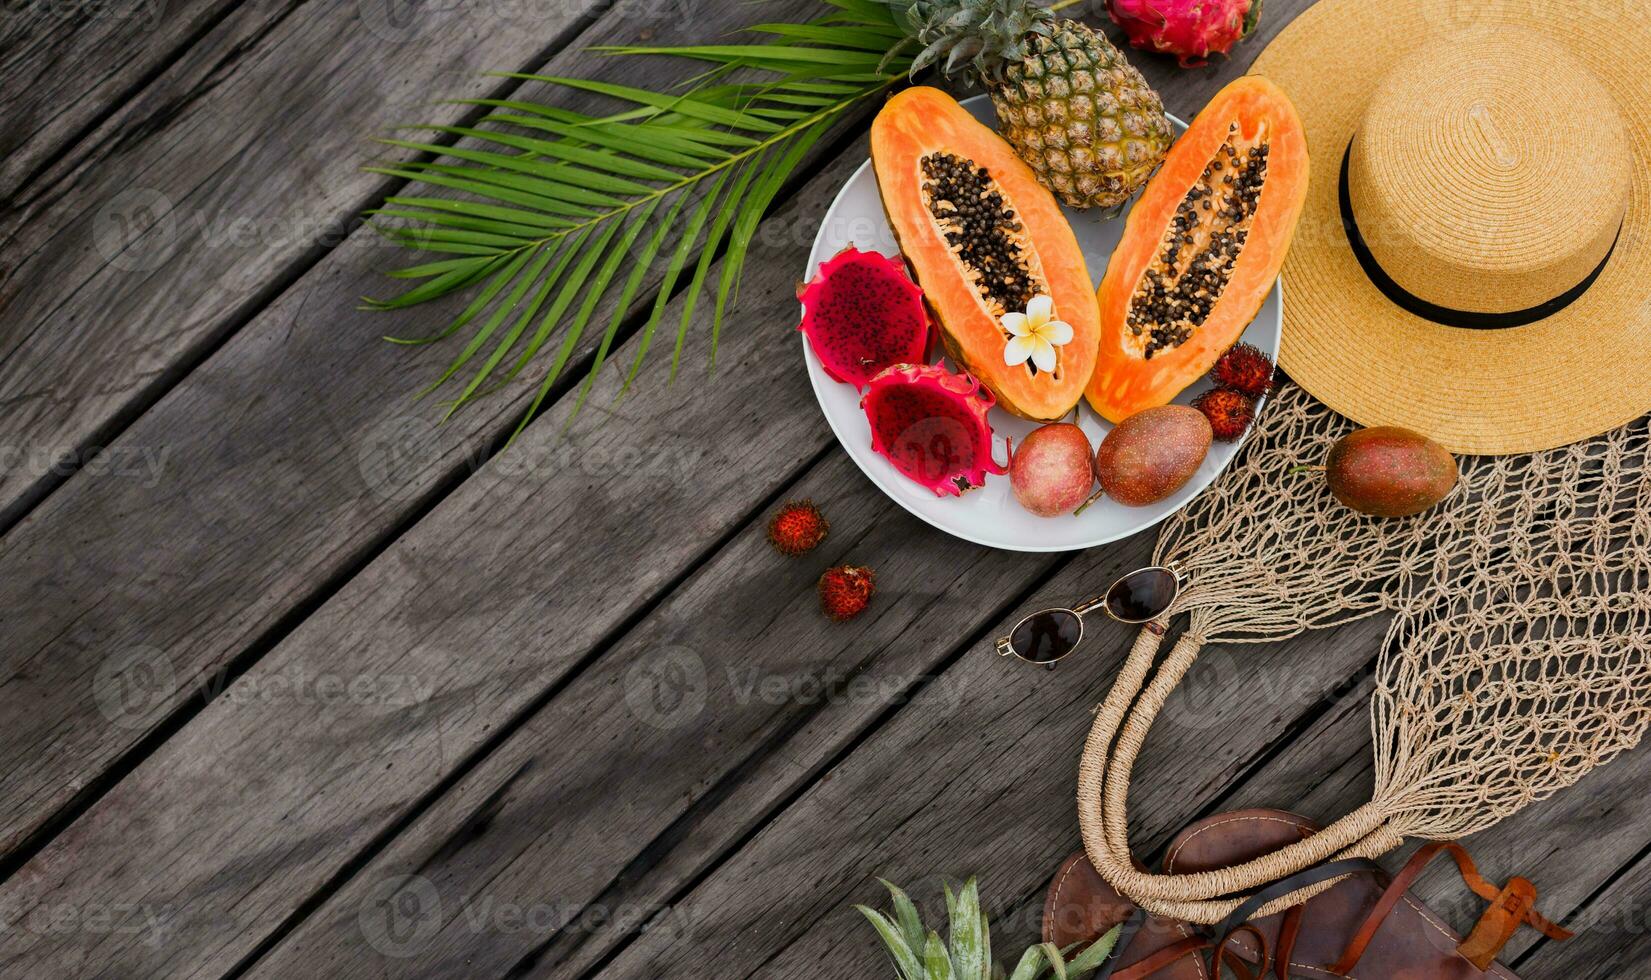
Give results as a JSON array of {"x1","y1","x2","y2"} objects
[
  {"x1": 219, "y1": 438, "x2": 841, "y2": 980},
  {"x1": 0, "y1": 0, "x2": 611, "y2": 537},
  {"x1": 513, "y1": 555, "x2": 1084, "y2": 980},
  {"x1": 0, "y1": 0, "x2": 865, "y2": 874},
  {"x1": 0, "y1": 102, "x2": 874, "y2": 883},
  {"x1": 0, "y1": 70, "x2": 904, "y2": 976},
  {"x1": 0, "y1": 0, "x2": 251, "y2": 207}
]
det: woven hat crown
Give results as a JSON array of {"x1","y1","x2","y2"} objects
[{"x1": 1346, "y1": 27, "x2": 1630, "y2": 315}]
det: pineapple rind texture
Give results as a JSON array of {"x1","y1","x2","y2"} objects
[
  {"x1": 992, "y1": 21, "x2": 1172, "y2": 210},
  {"x1": 899, "y1": 1, "x2": 1172, "y2": 209}
]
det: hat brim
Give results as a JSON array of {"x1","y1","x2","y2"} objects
[{"x1": 1252, "y1": 0, "x2": 1651, "y2": 454}]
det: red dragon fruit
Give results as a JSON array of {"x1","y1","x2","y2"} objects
[
  {"x1": 797, "y1": 247, "x2": 930, "y2": 388},
  {"x1": 861, "y1": 363, "x2": 1007, "y2": 497},
  {"x1": 1106, "y1": 0, "x2": 1261, "y2": 68}
]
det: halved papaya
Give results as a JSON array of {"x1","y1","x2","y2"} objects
[
  {"x1": 871, "y1": 87, "x2": 1101, "y2": 421},
  {"x1": 1085, "y1": 75, "x2": 1308, "y2": 422}
]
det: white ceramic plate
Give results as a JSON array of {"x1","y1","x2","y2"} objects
[{"x1": 802, "y1": 96, "x2": 1281, "y2": 552}]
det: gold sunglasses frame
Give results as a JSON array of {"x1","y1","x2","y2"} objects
[{"x1": 995, "y1": 565, "x2": 1184, "y2": 667}]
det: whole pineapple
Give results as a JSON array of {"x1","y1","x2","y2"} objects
[{"x1": 899, "y1": 0, "x2": 1173, "y2": 211}]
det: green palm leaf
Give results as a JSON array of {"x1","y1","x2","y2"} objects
[{"x1": 366, "y1": 0, "x2": 918, "y2": 436}]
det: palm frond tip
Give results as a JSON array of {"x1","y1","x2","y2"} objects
[{"x1": 366, "y1": 1, "x2": 917, "y2": 439}]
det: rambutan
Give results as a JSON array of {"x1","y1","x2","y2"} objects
[
  {"x1": 1193, "y1": 387, "x2": 1256, "y2": 442},
  {"x1": 1210, "y1": 343, "x2": 1276, "y2": 398},
  {"x1": 767, "y1": 500, "x2": 829, "y2": 557},
  {"x1": 818, "y1": 565, "x2": 875, "y2": 622}
]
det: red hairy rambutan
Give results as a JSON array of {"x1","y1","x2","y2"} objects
[
  {"x1": 1210, "y1": 343, "x2": 1276, "y2": 398},
  {"x1": 818, "y1": 565, "x2": 875, "y2": 622},
  {"x1": 1193, "y1": 387, "x2": 1257, "y2": 442},
  {"x1": 767, "y1": 500, "x2": 829, "y2": 557}
]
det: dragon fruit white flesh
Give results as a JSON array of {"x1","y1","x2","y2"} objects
[
  {"x1": 861, "y1": 363, "x2": 1007, "y2": 497},
  {"x1": 798, "y1": 247, "x2": 930, "y2": 388},
  {"x1": 1106, "y1": 0, "x2": 1261, "y2": 69}
]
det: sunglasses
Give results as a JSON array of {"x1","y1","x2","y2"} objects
[{"x1": 995, "y1": 566, "x2": 1184, "y2": 666}]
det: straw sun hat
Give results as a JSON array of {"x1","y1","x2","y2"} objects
[{"x1": 1251, "y1": 0, "x2": 1648, "y2": 454}]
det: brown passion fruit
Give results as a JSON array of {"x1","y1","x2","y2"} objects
[
  {"x1": 1323, "y1": 426, "x2": 1457, "y2": 517},
  {"x1": 1095, "y1": 405, "x2": 1212, "y2": 507}
]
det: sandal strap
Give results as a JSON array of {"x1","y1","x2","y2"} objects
[
  {"x1": 1210, "y1": 923, "x2": 1269, "y2": 980},
  {"x1": 1093, "y1": 908, "x2": 1212, "y2": 980},
  {"x1": 1112, "y1": 937, "x2": 1211, "y2": 980},
  {"x1": 1330, "y1": 841, "x2": 1574, "y2": 975},
  {"x1": 1273, "y1": 905, "x2": 1305, "y2": 980},
  {"x1": 1203, "y1": 857, "x2": 1376, "y2": 979},
  {"x1": 1457, "y1": 876, "x2": 1539, "y2": 971},
  {"x1": 1214, "y1": 857, "x2": 1383, "y2": 948}
]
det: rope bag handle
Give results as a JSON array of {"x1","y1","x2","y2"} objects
[{"x1": 1076, "y1": 626, "x2": 1407, "y2": 923}]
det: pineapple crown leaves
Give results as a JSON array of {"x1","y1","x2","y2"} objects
[
  {"x1": 855, "y1": 877, "x2": 1122, "y2": 980},
  {"x1": 895, "y1": 0, "x2": 1055, "y2": 84}
]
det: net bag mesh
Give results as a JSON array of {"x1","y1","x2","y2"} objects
[{"x1": 1075, "y1": 383, "x2": 1651, "y2": 922}]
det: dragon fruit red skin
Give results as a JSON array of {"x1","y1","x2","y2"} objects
[
  {"x1": 1106, "y1": 0, "x2": 1261, "y2": 69},
  {"x1": 861, "y1": 363, "x2": 1007, "y2": 497},
  {"x1": 798, "y1": 247, "x2": 930, "y2": 388}
]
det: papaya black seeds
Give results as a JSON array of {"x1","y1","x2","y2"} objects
[{"x1": 921, "y1": 152, "x2": 1044, "y2": 317}]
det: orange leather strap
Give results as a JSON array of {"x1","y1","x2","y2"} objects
[
  {"x1": 1110, "y1": 936, "x2": 1211, "y2": 980},
  {"x1": 1328, "y1": 841, "x2": 1447, "y2": 974},
  {"x1": 1210, "y1": 923, "x2": 1269, "y2": 980},
  {"x1": 1273, "y1": 904, "x2": 1305, "y2": 979},
  {"x1": 1458, "y1": 876, "x2": 1539, "y2": 970},
  {"x1": 1092, "y1": 907, "x2": 1212, "y2": 980},
  {"x1": 1330, "y1": 841, "x2": 1573, "y2": 975}
]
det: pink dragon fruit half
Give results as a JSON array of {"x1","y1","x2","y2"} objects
[
  {"x1": 798, "y1": 246, "x2": 930, "y2": 388},
  {"x1": 861, "y1": 363, "x2": 1007, "y2": 497},
  {"x1": 1106, "y1": 0, "x2": 1261, "y2": 68}
]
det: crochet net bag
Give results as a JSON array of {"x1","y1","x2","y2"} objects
[{"x1": 1076, "y1": 384, "x2": 1651, "y2": 922}]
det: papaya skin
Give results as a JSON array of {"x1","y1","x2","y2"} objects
[
  {"x1": 1325, "y1": 427, "x2": 1458, "y2": 518},
  {"x1": 1086, "y1": 75, "x2": 1309, "y2": 422},
  {"x1": 1095, "y1": 405, "x2": 1212, "y2": 506},
  {"x1": 871, "y1": 87, "x2": 1101, "y2": 421}
]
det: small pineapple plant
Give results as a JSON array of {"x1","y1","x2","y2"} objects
[
  {"x1": 856, "y1": 877, "x2": 1121, "y2": 979},
  {"x1": 897, "y1": 0, "x2": 1174, "y2": 210}
]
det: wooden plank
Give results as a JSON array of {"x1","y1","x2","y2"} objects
[
  {"x1": 1199, "y1": 672, "x2": 1379, "y2": 829},
  {"x1": 0, "y1": 0, "x2": 845, "y2": 864},
  {"x1": 0, "y1": 0, "x2": 246, "y2": 203},
  {"x1": 1516, "y1": 857, "x2": 1651, "y2": 978},
  {"x1": 0, "y1": 124, "x2": 888, "y2": 978},
  {"x1": 581, "y1": 613, "x2": 1393, "y2": 970},
  {"x1": 0, "y1": 0, "x2": 605, "y2": 527},
  {"x1": 581, "y1": 608, "x2": 1390, "y2": 977},
  {"x1": 245, "y1": 449, "x2": 1063, "y2": 978}
]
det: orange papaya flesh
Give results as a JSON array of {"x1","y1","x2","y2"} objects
[
  {"x1": 1086, "y1": 75, "x2": 1308, "y2": 423},
  {"x1": 871, "y1": 87, "x2": 1101, "y2": 422}
]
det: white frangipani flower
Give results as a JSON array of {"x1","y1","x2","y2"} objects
[{"x1": 1001, "y1": 294, "x2": 1072, "y2": 374}]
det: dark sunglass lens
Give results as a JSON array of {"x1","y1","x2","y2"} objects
[
  {"x1": 1105, "y1": 568, "x2": 1179, "y2": 623},
  {"x1": 1010, "y1": 610, "x2": 1082, "y2": 664}
]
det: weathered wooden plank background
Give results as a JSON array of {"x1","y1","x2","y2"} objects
[{"x1": 0, "y1": 0, "x2": 1644, "y2": 978}]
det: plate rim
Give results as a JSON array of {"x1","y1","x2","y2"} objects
[{"x1": 802, "y1": 101, "x2": 1279, "y2": 552}]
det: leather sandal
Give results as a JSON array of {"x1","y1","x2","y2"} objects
[
  {"x1": 1162, "y1": 808, "x2": 1574, "y2": 978},
  {"x1": 1044, "y1": 851, "x2": 1269, "y2": 980}
]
